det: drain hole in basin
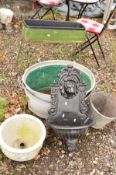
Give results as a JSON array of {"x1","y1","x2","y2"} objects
[{"x1": 20, "y1": 142, "x2": 26, "y2": 149}]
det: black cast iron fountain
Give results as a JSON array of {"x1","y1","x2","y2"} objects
[{"x1": 48, "y1": 65, "x2": 93, "y2": 152}]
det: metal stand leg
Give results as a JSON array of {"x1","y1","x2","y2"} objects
[{"x1": 16, "y1": 39, "x2": 23, "y2": 67}]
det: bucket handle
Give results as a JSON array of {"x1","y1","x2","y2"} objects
[
  {"x1": 17, "y1": 76, "x2": 37, "y2": 97},
  {"x1": 17, "y1": 76, "x2": 50, "y2": 103},
  {"x1": 17, "y1": 76, "x2": 38, "y2": 99},
  {"x1": 17, "y1": 76, "x2": 25, "y2": 90}
]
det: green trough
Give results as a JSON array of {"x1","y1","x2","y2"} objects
[{"x1": 23, "y1": 20, "x2": 85, "y2": 42}]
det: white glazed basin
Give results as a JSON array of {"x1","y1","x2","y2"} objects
[{"x1": 0, "y1": 114, "x2": 46, "y2": 161}]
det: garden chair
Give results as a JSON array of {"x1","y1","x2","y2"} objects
[
  {"x1": 31, "y1": 0, "x2": 62, "y2": 20},
  {"x1": 76, "y1": 5, "x2": 116, "y2": 66}
]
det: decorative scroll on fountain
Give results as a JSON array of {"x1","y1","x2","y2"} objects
[{"x1": 48, "y1": 65, "x2": 93, "y2": 152}]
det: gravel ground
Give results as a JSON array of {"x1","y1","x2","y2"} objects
[{"x1": 0, "y1": 19, "x2": 116, "y2": 175}]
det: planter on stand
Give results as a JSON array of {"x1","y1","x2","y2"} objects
[{"x1": 23, "y1": 19, "x2": 85, "y2": 42}]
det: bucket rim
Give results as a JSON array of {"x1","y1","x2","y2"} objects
[
  {"x1": 90, "y1": 92, "x2": 116, "y2": 119},
  {"x1": 22, "y1": 60, "x2": 96, "y2": 99},
  {"x1": 0, "y1": 114, "x2": 46, "y2": 154}
]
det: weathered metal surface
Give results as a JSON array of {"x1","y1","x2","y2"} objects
[{"x1": 48, "y1": 65, "x2": 93, "y2": 152}]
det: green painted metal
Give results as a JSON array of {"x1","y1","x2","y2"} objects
[
  {"x1": 22, "y1": 20, "x2": 85, "y2": 42},
  {"x1": 23, "y1": 27, "x2": 85, "y2": 42},
  {"x1": 26, "y1": 65, "x2": 91, "y2": 92}
]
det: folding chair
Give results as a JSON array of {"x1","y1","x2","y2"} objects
[
  {"x1": 31, "y1": 0, "x2": 62, "y2": 20},
  {"x1": 76, "y1": 5, "x2": 116, "y2": 66}
]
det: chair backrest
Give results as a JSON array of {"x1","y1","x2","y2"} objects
[{"x1": 101, "y1": 5, "x2": 116, "y2": 33}]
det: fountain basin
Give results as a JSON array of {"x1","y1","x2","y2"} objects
[
  {"x1": 50, "y1": 119, "x2": 93, "y2": 152},
  {"x1": 22, "y1": 60, "x2": 95, "y2": 119},
  {"x1": 0, "y1": 114, "x2": 46, "y2": 161}
]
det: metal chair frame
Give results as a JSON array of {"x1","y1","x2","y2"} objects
[
  {"x1": 31, "y1": 1, "x2": 61, "y2": 20},
  {"x1": 76, "y1": 6, "x2": 116, "y2": 66}
]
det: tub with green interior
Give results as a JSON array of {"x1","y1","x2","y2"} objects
[{"x1": 26, "y1": 65, "x2": 91, "y2": 93}]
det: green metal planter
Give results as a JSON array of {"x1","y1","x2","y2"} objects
[{"x1": 23, "y1": 20, "x2": 85, "y2": 42}]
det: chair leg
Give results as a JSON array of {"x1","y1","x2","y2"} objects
[
  {"x1": 76, "y1": 33, "x2": 106, "y2": 66},
  {"x1": 31, "y1": 8, "x2": 41, "y2": 19},
  {"x1": 38, "y1": 8, "x2": 55, "y2": 20},
  {"x1": 78, "y1": 37, "x2": 97, "y2": 52},
  {"x1": 86, "y1": 33, "x2": 100, "y2": 66},
  {"x1": 96, "y1": 38, "x2": 106, "y2": 63},
  {"x1": 78, "y1": 4, "x2": 88, "y2": 18},
  {"x1": 31, "y1": 5, "x2": 55, "y2": 20},
  {"x1": 32, "y1": 4, "x2": 51, "y2": 19},
  {"x1": 40, "y1": 8, "x2": 50, "y2": 19},
  {"x1": 51, "y1": 9, "x2": 56, "y2": 20},
  {"x1": 76, "y1": 35, "x2": 97, "y2": 53}
]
